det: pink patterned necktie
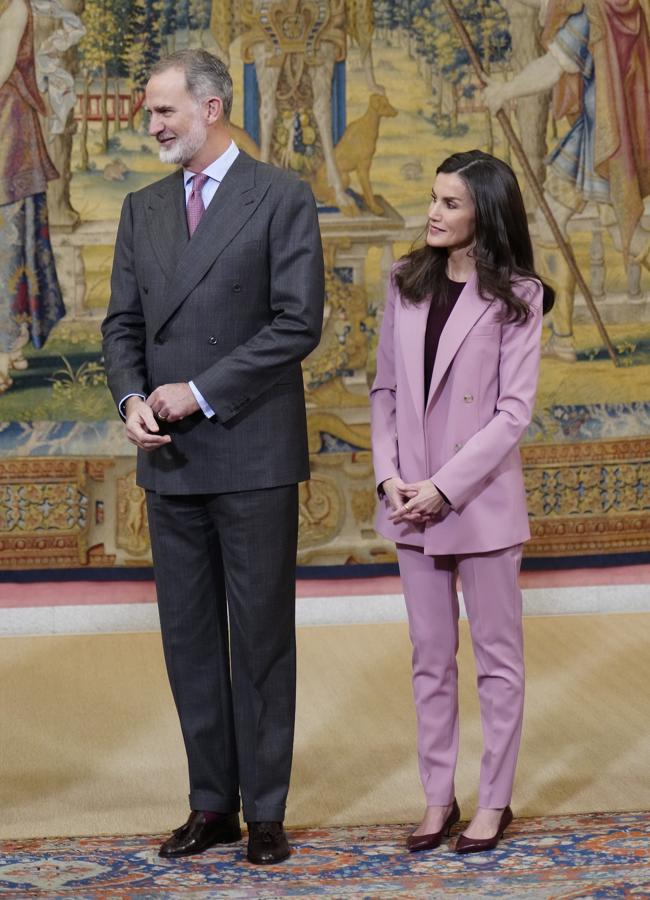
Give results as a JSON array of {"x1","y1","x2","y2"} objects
[{"x1": 186, "y1": 172, "x2": 209, "y2": 237}]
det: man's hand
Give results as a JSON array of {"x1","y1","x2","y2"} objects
[
  {"x1": 389, "y1": 479, "x2": 446, "y2": 525},
  {"x1": 124, "y1": 396, "x2": 172, "y2": 452},
  {"x1": 146, "y1": 382, "x2": 199, "y2": 422}
]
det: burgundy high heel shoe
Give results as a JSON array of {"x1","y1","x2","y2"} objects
[
  {"x1": 406, "y1": 799, "x2": 461, "y2": 852},
  {"x1": 454, "y1": 806, "x2": 513, "y2": 854}
]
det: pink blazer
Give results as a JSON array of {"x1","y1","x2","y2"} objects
[{"x1": 370, "y1": 267, "x2": 543, "y2": 555}]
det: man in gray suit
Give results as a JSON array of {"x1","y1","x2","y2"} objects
[{"x1": 102, "y1": 49, "x2": 324, "y2": 864}]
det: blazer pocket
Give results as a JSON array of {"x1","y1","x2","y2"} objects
[
  {"x1": 469, "y1": 325, "x2": 501, "y2": 336},
  {"x1": 220, "y1": 240, "x2": 261, "y2": 260},
  {"x1": 268, "y1": 379, "x2": 301, "y2": 393}
]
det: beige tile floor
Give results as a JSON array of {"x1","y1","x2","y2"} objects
[{"x1": 2, "y1": 611, "x2": 649, "y2": 839}]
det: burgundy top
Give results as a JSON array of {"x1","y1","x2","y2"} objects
[{"x1": 424, "y1": 276, "x2": 466, "y2": 405}]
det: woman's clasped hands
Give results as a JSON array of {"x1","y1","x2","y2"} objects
[{"x1": 383, "y1": 477, "x2": 446, "y2": 525}]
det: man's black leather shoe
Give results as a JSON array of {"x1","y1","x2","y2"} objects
[
  {"x1": 159, "y1": 810, "x2": 241, "y2": 858},
  {"x1": 247, "y1": 821, "x2": 290, "y2": 864}
]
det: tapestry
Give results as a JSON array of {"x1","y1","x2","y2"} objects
[{"x1": 0, "y1": 0, "x2": 648, "y2": 569}]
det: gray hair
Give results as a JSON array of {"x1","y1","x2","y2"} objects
[{"x1": 149, "y1": 50, "x2": 233, "y2": 119}]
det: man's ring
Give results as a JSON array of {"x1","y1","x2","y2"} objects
[{"x1": 158, "y1": 413, "x2": 167, "y2": 420}]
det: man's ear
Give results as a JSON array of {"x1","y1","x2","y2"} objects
[{"x1": 205, "y1": 96, "x2": 223, "y2": 124}]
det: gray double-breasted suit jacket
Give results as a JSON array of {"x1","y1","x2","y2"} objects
[{"x1": 102, "y1": 150, "x2": 325, "y2": 494}]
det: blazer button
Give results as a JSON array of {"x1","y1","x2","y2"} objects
[
  {"x1": 142, "y1": 286, "x2": 149, "y2": 294},
  {"x1": 232, "y1": 283, "x2": 242, "y2": 293},
  {"x1": 463, "y1": 393, "x2": 474, "y2": 403},
  {"x1": 208, "y1": 335, "x2": 218, "y2": 345}
]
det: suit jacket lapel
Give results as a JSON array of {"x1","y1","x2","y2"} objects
[
  {"x1": 148, "y1": 152, "x2": 270, "y2": 337},
  {"x1": 399, "y1": 295, "x2": 430, "y2": 421},
  {"x1": 425, "y1": 272, "x2": 492, "y2": 411},
  {"x1": 145, "y1": 169, "x2": 188, "y2": 281}
]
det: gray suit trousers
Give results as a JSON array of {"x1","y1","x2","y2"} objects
[{"x1": 146, "y1": 484, "x2": 298, "y2": 822}]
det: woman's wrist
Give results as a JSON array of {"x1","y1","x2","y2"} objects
[
  {"x1": 431, "y1": 480, "x2": 450, "y2": 505},
  {"x1": 378, "y1": 476, "x2": 397, "y2": 498}
]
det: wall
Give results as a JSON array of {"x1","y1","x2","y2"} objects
[{"x1": 0, "y1": 0, "x2": 649, "y2": 571}]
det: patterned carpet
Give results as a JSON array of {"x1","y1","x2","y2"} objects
[{"x1": 1, "y1": 811, "x2": 649, "y2": 898}]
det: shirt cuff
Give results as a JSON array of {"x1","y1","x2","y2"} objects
[
  {"x1": 189, "y1": 381, "x2": 216, "y2": 418},
  {"x1": 119, "y1": 393, "x2": 145, "y2": 420}
]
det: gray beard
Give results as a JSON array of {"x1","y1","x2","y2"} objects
[{"x1": 158, "y1": 120, "x2": 207, "y2": 166}]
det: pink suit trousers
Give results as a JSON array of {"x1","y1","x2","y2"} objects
[{"x1": 397, "y1": 542, "x2": 525, "y2": 809}]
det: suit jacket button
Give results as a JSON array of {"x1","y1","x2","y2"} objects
[
  {"x1": 142, "y1": 286, "x2": 149, "y2": 294},
  {"x1": 463, "y1": 393, "x2": 474, "y2": 403},
  {"x1": 208, "y1": 336, "x2": 218, "y2": 345},
  {"x1": 232, "y1": 283, "x2": 242, "y2": 292}
]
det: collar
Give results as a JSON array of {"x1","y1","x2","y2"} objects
[{"x1": 183, "y1": 140, "x2": 240, "y2": 187}]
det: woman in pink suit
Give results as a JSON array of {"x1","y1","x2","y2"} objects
[{"x1": 371, "y1": 150, "x2": 554, "y2": 854}]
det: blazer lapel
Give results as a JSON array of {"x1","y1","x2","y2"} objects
[
  {"x1": 145, "y1": 169, "x2": 188, "y2": 281},
  {"x1": 149, "y1": 152, "x2": 271, "y2": 337},
  {"x1": 425, "y1": 272, "x2": 492, "y2": 410},
  {"x1": 398, "y1": 294, "x2": 430, "y2": 420}
]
